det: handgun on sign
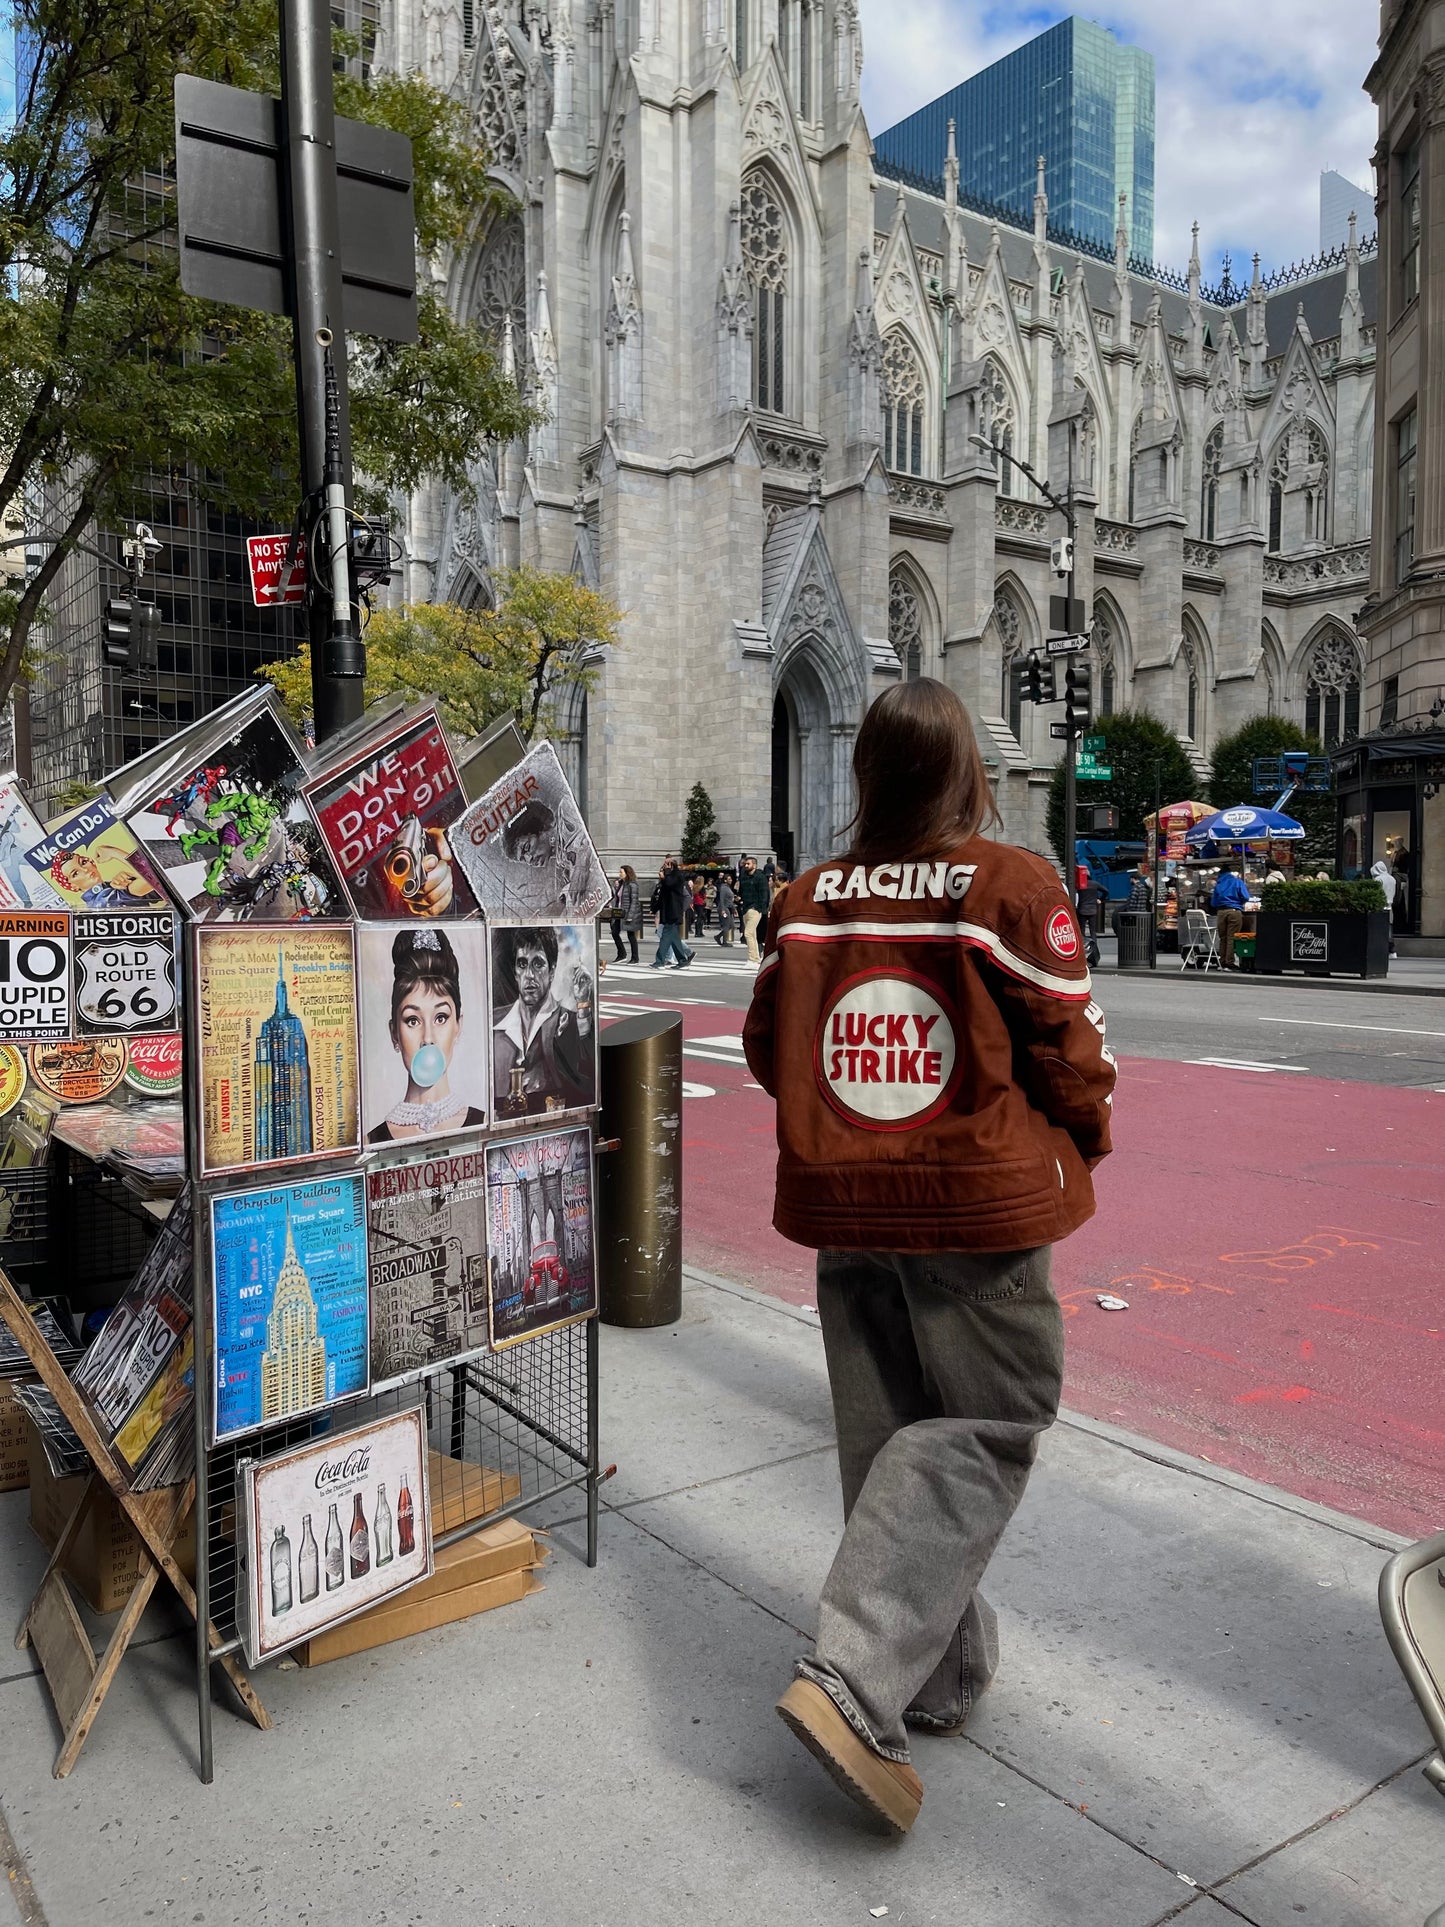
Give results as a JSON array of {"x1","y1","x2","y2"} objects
[{"x1": 383, "y1": 814, "x2": 454, "y2": 917}]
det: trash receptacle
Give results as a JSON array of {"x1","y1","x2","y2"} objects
[
  {"x1": 596, "y1": 1009, "x2": 682, "y2": 1328},
  {"x1": 1115, "y1": 909, "x2": 1154, "y2": 971}
]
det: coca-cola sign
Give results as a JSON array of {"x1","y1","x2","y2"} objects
[
  {"x1": 314, "y1": 1446, "x2": 372, "y2": 1491},
  {"x1": 234, "y1": 1407, "x2": 432, "y2": 1666}
]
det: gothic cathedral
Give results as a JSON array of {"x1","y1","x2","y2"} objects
[{"x1": 379, "y1": 1, "x2": 1378, "y2": 866}]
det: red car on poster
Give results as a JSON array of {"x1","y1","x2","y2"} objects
[{"x1": 524, "y1": 1240, "x2": 568, "y2": 1307}]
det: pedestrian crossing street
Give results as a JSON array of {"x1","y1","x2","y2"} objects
[{"x1": 600, "y1": 951, "x2": 760, "y2": 979}]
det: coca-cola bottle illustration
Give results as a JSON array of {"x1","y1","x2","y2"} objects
[
  {"x1": 374, "y1": 1483, "x2": 394, "y2": 1567},
  {"x1": 270, "y1": 1523, "x2": 292, "y2": 1615},
  {"x1": 397, "y1": 1471, "x2": 415, "y2": 1556},
  {"x1": 298, "y1": 1514, "x2": 319, "y2": 1603},
  {"x1": 324, "y1": 1502, "x2": 344, "y2": 1591},
  {"x1": 349, "y1": 1491, "x2": 371, "y2": 1578}
]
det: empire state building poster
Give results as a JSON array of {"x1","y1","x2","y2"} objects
[{"x1": 195, "y1": 924, "x2": 359, "y2": 1177}]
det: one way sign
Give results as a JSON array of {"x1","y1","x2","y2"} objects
[{"x1": 245, "y1": 534, "x2": 308, "y2": 609}]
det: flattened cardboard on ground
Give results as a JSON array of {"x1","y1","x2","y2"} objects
[
  {"x1": 298, "y1": 1565, "x2": 544, "y2": 1665},
  {"x1": 26, "y1": 1414, "x2": 195, "y2": 1613},
  {"x1": 0, "y1": 1377, "x2": 32, "y2": 1492},
  {"x1": 426, "y1": 1447, "x2": 521, "y2": 1534}
]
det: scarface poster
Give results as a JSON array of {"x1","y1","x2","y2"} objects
[{"x1": 489, "y1": 923, "x2": 596, "y2": 1125}]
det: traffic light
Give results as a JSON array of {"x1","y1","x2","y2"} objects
[
  {"x1": 1065, "y1": 658, "x2": 1092, "y2": 732},
  {"x1": 102, "y1": 595, "x2": 161, "y2": 671},
  {"x1": 134, "y1": 599, "x2": 161, "y2": 672},
  {"x1": 102, "y1": 597, "x2": 133, "y2": 667},
  {"x1": 1024, "y1": 652, "x2": 1056, "y2": 704}
]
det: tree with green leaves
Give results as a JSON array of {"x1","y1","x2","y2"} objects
[
  {"x1": 680, "y1": 783, "x2": 720, "y2": 866},
  {"x1": 0, "y1": 0, "x2": 535, "y2": 708},
  {"x1": 1207, "y1": 714, "x2": 1332, "y2": 863},
  {"x1": 1045, "y1": 710, "x2": 1198, "y2": 861},
  {"x1": 259, "y1": 566, "x2": 621, "y2": 743}
]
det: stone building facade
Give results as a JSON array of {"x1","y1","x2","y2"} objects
[
  {"x1": 1352, "y1": 0, "x2": 1445, "y2": 938},
  {"x1": 380, "y1": 0, "x2": 1382, "y2": 876}
]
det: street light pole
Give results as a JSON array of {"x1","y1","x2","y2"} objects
[{"x1": 969, "y1": 431, "x2": 1080, "y2": 915}]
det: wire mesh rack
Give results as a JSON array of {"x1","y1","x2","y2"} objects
[
  {"x1": 202, "y1": 1318, "x2": 597, "y2": 1649},
  {"x1": 0, "y1": 1168, "x2": 55, "y2": 1296}
]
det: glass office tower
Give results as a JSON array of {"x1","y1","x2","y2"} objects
[{"x1": 873, "y1": 17, "x2": 1155, "y2": 260}]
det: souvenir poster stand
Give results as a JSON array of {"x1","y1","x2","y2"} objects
[{"x1": 3, "y1": 698, "x2": 605, "y2": 1785}]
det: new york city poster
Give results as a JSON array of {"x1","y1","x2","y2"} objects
[
  {"x1": 193, "y1": 923, "x2": 359, "y2": 1177},
  {"x1": 208, "y1": 1172, "x2": 370, "y2": 1444},
  {"x1": 367, "y1": 1145, "x2": 490, "y2": 1391},
  {"x1": 485, "y1": 1125, "x2": 596, "y2": 1350}
]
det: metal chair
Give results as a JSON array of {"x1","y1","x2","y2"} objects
[
  {"x1": 1379, "y1": 1531, "x2": 1445, "y2": 1926},
  {"x1": 1178, "y1": 908, "x2": 1219, "y2": 971}
]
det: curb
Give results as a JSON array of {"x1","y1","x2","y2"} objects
[{"x1": 1093, "y1": 965, "x2": 1445, "y2": 999}]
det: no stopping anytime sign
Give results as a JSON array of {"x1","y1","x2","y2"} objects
[
  {"x1": 0, "y1": 911, "x2": 72, "y2": 1041},
  {"x1": 72, "y1": 910, "x2": 179, "y2": 1037}
]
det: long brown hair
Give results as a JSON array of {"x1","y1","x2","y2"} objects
[{"x1": 845, "y1": 678, "x2": 998, "y2": 862}]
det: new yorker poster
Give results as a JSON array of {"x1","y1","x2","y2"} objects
[
  {"x1": 208, "y1": 1172, "x2": 370, "y2": 1444},
  {"x1": 194, "y1": 923, "x2": 359, "y2": 1178}
]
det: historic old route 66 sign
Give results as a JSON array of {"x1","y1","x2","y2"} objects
[{"x1": 72, "y1": 910, "x2": 178, "y2": 1037}]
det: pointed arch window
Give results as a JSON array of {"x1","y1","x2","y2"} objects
[
  {"x1": 982, "y1": 359, "x2": 1015, "y2": 498},
  {"x1": 741, "y1": 173, "x2": 787, "y2": 415},
  {"x1": 1304, "y1": 631, "x2": 1361, "y2": 749},
  {"x1": 1093, "y1": 605, "x2": 1117, "y2": 715},
  {"x1": 1268, "y1": 422, "x2": 1330, "y2": 551},
  {"x1": 889, "y1": 565, "x2": 924, "y2": 680},
  {"x1": 1201, "y1": 423, "x2": 1222, "y2": 540},
  {"x1": 994, "y1": 589, "x2": 1024, "y2": 740},
  {"x1": 881, "y1": 329, "x2": 926, "y2": 476},
  {"x1": 1181, "y1": 626, "x2": 1203, "y2": 742}
]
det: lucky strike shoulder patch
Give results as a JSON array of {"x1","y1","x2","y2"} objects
[
  {"x1": 1044, "y1": 906, "x2": 1080, "y2": 961},
  {"x1": 813, "y1": 969, "x2": 963, "y2": 1131}
]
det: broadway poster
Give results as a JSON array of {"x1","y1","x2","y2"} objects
[
  {"x1": 193, "y1": 923, "x2": 359, "y2": 1177},
  {"x1": 485, "y1": 1125, "x2": 596, "y2": 1350},
  {"x1": 208, "y1": 1172, "x2": 370, "y2": 1443},
  {"x1": 367, "y1": 1146, "x2": 491, "y2": 1390},
  {"x1": 302, "y1": 708, "x2": 478, "y2": 920}
]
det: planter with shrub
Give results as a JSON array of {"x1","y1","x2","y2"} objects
[{"x1": 1254, "y1": 879, "x2": 1390, "y2": 979}]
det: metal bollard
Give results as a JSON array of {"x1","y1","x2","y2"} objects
[{"x1": 597, "y1": 1009, "x2": 682, "y2": 1328}]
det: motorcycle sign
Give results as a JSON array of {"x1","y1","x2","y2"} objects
[{"x1": 72, "y1": 910, "x2": 179, "y2": 1037}]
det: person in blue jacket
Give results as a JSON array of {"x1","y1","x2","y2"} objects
[{"x1": 1209, "y1": 864, "x2": 1252, "y2": 968}]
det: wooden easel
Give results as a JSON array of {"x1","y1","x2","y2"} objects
[{"x1": 0, "y1": 1272, "x2": 270, "y2": 1777}]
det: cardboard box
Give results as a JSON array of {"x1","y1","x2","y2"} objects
[
  {"x1": 299, "y1": 1565, "x2": 543, "y2": 1666},
  {"x1": 25, "y1": 1416, "x2": 195, "y2": 1614},
  {"x1": 426, "y1": 1448, "x2": 522, "y2": 1534},
  {"x1": 0, "y1": 1378, "x2": 33, "y2": 1493}
]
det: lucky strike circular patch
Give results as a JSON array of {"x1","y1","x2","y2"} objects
[
  {"x1": 814, "y1": 969, "x2": 963, "y2": 1132},
  {"x1": 1044, "y1": 906, "x2": 1080, "y2": 960}
]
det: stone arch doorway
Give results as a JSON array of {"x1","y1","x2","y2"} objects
[{"x1": 771, "y1": 645, "x2": 853, "y2": 878}]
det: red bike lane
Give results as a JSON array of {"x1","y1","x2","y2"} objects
[{"x1": 625, "y1": 999, "x2": 1445, "y2": 1540}]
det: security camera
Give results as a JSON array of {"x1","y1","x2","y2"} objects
[{"x1": 135, "y1": 523, "x2": 162, "y2": 553}]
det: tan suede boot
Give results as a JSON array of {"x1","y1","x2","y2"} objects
[{"x1": 776, "y1": 1678, "x2": 924, "y2": 1834}]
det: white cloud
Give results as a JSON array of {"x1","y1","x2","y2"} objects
[{"x1": 858, "y1": 1, "x2": 1378, "y2": 276}]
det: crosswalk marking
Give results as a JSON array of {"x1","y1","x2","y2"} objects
[{"x1": 1186, "y1": 1058, "x2": 1309, "y2": 1074}]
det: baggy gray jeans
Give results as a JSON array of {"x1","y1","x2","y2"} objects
[{"x1": 798, "y1": 1246, "x2": 1063, "y2": 1762}]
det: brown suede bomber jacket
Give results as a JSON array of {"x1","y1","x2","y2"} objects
[{"x1": 742, "y1": 838, "x2": 1116, "y2": 1254}]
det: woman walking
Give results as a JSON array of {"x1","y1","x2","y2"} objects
[
  {"x1": 616, "y1": 864, "x2": 642, "y2": 964},
  {"x1": 743, "y1": 678, "x2": 1115, "y2": 1835}
]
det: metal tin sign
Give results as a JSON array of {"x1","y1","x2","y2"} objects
[
  {"x1": 123, "y1": 1031, "x2": 184, "y2": 1097},
  {"x1": 28, "y1": 1036, "x2": 128, "y2": 1104},
  {"x1": 72, "y1": 909, "x2": 178, "y2": 1037},
  {"x1": 0, "y1": 911, "x2": 71, "y2": 1041}
]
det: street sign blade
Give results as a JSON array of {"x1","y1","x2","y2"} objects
[
  {"x1": 246, "y1": 533, "x2": 308, "y2": 609},
  {"x1": 1083, "y1": 736, "x2": 1105, "y2": 754},
  {"x1": 1045, "y1": 633, "x2": 1091, "y2": 656},
  {"x1": 1050, "y1": 722, "x2": 1082, "y2": 740},
  {"x1": 1078, "y1": 764, "x2": 1113, "y2": 780}
]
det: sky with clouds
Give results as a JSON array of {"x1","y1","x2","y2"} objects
[{"x1": 857, "y1": 1, "x2": 1379, "y2": 279}]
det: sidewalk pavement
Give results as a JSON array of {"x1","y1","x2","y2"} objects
[
  {"x1": 1, "y1": 1270, "x2": 1439, "y2": 1927},
  {"x1": 1091, "y1": 932, "x2": 1445, "y2": 995}
]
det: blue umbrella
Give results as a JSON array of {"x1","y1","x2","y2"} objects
[{"x1": 1185, "y1": 805, "x2": 1305, "y2": 845}]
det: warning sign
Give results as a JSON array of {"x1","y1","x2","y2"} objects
[
  {"x1": 245, "y1": 533, "x2": 307, "y2": 608},
  {"x1": 0, "y1": 911, "x2": 71, "y2": 1041},
  {"x1": 72, "y1": 909, "x2": 179, "y2": 1037}
]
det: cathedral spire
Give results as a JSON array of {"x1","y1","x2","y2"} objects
[
  {"x1": 1033, "y1": 153, "x2": 1047, "y2": 246},
  {"x1": 1186, "y1": 221, "x2": 1205, "y2": 372},
  {"x1": 847, "y1": 247, "x2": 883, "y2": 451},
  {"x1": 1032, "y1": 155, "x2": 1051, "y2": 313},
  {"x1": 943, "y1": 117, "x2": 958, "y2": 213},
  {"x1": 1340, "y1": 209, "x2": 1364, "y2": 360},
  {"x1": 1114, "y1": 193, "x2": 1129, "y2": 278},
  {"x1": 715, "y1": 201, "x2": 753, "y2": 415}
]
